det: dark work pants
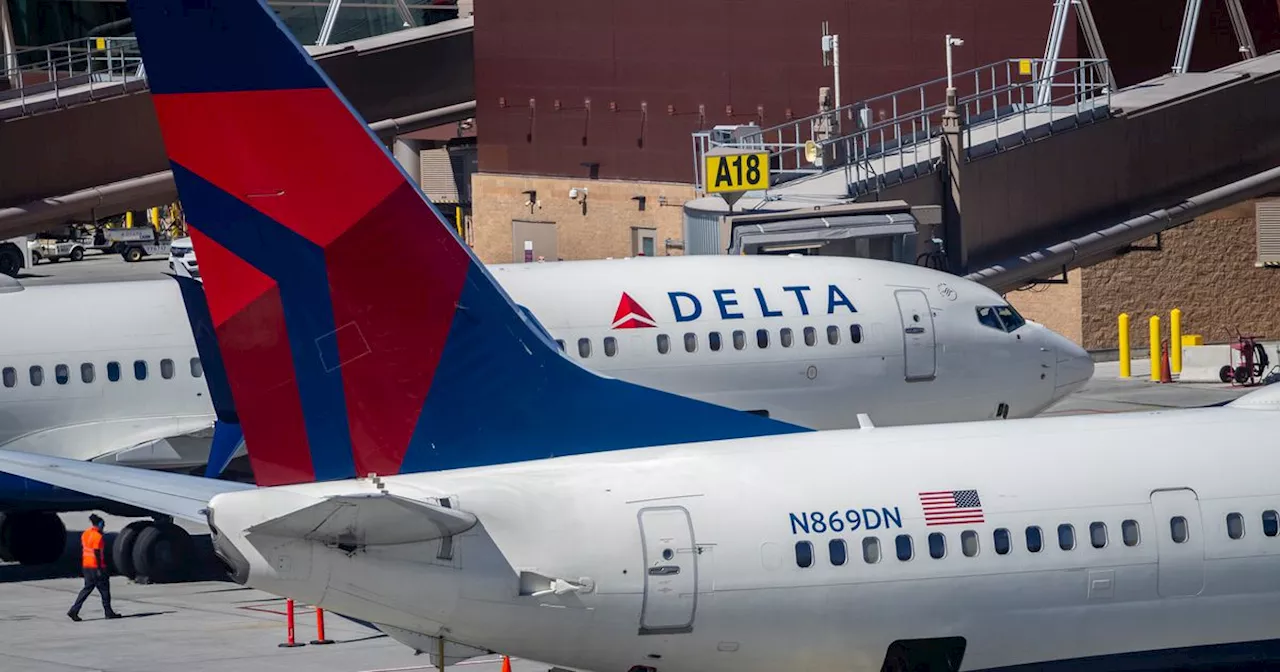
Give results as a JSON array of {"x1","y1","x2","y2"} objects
[{"x1": 69, "y1": 568, "x2": 113, "y2": 616}]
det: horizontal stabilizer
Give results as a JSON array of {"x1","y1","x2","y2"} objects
[{"x1": 246, "y1": 492, "x2": 477, "y2": 546}]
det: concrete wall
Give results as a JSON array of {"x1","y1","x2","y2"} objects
[
  {"x1": 1005, "y1": 267, "x2": 1083, "y2": 346},
  {"x1": 470, "y1": 173, "x2": 693, "y2": 264}
]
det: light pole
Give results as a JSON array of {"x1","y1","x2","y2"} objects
[
  {"x1": 945, "y1": 34, "x2": 965, "y2": 100},
  {"x1": 941, "y1": 33, "x2": 966, "y2": 273}
]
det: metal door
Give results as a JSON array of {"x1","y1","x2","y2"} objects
[
  {"x1": 1150, "y1": 488, "x2": 1205, "y2": 597},
  {"x1": 638, "y1": 507, "x2": 697, "y2": 634},
  {"x1": 895, "y1": 290, "x2": 936, "y2": 381}
]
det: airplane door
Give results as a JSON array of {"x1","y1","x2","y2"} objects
[
  {"x1": 1149, "y1": 488, "x2": 1205, "y2": 597},
  {"x1": 638, "y1": 506, "x2": 697, "y2": 634},
  {"x1": 894, "y1": 289, "x2": 936, "y2": 381}
]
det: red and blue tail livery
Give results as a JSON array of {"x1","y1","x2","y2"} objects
[{"x1": 126, "y1": 0, "x2": 809, "y2": 487}]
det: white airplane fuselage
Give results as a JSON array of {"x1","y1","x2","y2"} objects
[
  {"x1": 210, "y1": 394, "x2": 1280, "y2": 672},
  {"x1": 0, "y1": 256, "x2": 1091, "y2": 464}
]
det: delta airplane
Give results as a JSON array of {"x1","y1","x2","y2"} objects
[{"x1": 1, "y1": 0, "x2": 1275, "y2": 669}]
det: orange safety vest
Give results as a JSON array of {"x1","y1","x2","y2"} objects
[{"x1": 81, "y1": 527, "x2": 104, "y2": 569}]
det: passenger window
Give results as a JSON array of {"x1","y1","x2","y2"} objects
[
  {"x1": 1265, "y1": 510, "x2": 1279, "y2": 537},
  {"x1": 795, "y1": 541, "x2": 813, "y2": 568},
  {"x1": 1227, "y1": 513, "x2": 1244, "y2": 540},
  {"x1": 804, "y1": 326, "x2": 817, "y2": 346},
  {"x1": 30, "y1": 365, "x2": 43, "y2": 386},
  {"x1": 1090, "y1": 522, "x2": 1107, "y2": 548},
  {"x1": 895, "y1": 534, "x2": 913, "y2": 561},
  {"x1": 709, "y1": 331, "x2": 722, "y2": 352},
  {"x1": 826, "y1": 325, "x2": 840, "y2": 345},
  {"x1": 961, "y1": 530, "x2": 979, "y2": 557},
  {"x1": 850, "y1": 324, "x2": 863, "y2": 344},
  {"x1": 1122, "y1": 519, "x2": 1141, "y2": 546},
  {"x1": 684, "y1": 333, "x2": 697, "y2": 353},
  {"x1": 656, "y1": 334, "x2": 670, "y2": 354},
  {"x1": 161, "y1": 358, "x2": 175, "y2": 379},
  {"x1": 1, "y1": 367, "x2": 14, "y2": 388},
  {"x1": 55, "y1": 364, "x2": 69, "y2": 385},
  {"x1": 733, "y1": 330, "x2": 746, "y2": 350},
  {"x1": 780, "y1": 328, "x2": 793, "y2": 348},
  {"x1": 1025, "y1": 526, "x2": 1043, "y2": 553},
  {"x1": 976, "y1": 306, "x2": 1004, "y2": 331},
  {"x1": 927, "y1": 532, "x2": 946, "y2": 559},
  {"x1": 604, "y1": 337, "x2": 618, "y2": 357},
  {"x1": 190, "y1": 358, "x2": 204, "y2": 378},
  {"x1": 1058, "y1": 524, "x2": 1076, "y2": 550},
  {"x1": 756, "y1": 329, "x2": 769, "y2": 349},
  {"x1": 1170, "y1": 516, "x2": 1189, "y2": 543},
  {"x1": 134, "y1": 360, "x2": 148, "y2": 380},
  {"x1": 577, "y1": 338, "x2": 591, "y2": 358},
  {"x1": 81, "y1": 363, "x2": 95, "y2": 384},
  {"x1": 828, "y1": 539, "x2": 847, "y2": 566},
  {"x1": 862, "y1": 537, "x2": 881, "y2": 564},
  {"x1": 107, "y1": 361, "x2": 121, "y2": 382},
  {"x1": 993, "y1": 528, "x2": 1011, "y2": 555}
]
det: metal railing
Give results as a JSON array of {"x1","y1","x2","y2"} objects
[
  {"x1": 691, "y1": 58, "x2": 1112, "y2": 196},
  {"x1": 1, "y1": 37, "x2": 145, "y2": 117}
]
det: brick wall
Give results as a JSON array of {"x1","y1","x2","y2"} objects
[
  {"x1": 1005, "y1": 268, "x2": 1083, "y2": 346},
  {"x1": 470, "y1": 173, "x2": 694, "y2": 264}
]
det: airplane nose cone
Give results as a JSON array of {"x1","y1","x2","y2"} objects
[{"x1": 1049, "y1": 331, "x2": 1093, "y2": 396}]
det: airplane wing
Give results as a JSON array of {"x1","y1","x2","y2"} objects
[
  {"x1": 246, "y1": 492, "x2": 478, "y2": 546},
  {"x1": 0, "y1": 449, "x2": 253, "y2": 523}
]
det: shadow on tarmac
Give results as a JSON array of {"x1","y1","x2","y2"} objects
[{"x1": 0, "y1": 531, "x2": 230, "y2": 584}]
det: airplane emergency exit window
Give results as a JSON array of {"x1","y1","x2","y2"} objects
[
  {"x1": 656, "y1": 334, "x2": 670, "y2": 354},
  {"x1": 862, "y1": 537, "x2": 881, "y2": 564},
  {"x1": 780, "y1": 328, "x2": 794, "y2": 348},
  {"x1": 709, "y1": 331, "x2": 722, "y2": 351},
  {"x1": 577, "y1": 338, "x2": 592, "y2": 358},
  {"x1": 81, "y1": 363, "x2": 95, "y2": 384},
  {"x1": 928, "y1": 532, "x2": 946, "y2": 559},
  {"x1": 993, "y1": 528, "x2": 1011, "y2": 555},
  {"x1": 850, "y1": 324, "x2": 863, "y2": 344},
  {"x1": 1089, "y1": 522, "x2": 1108, "y2": 548},
  {"x1": 55, "y1": 364, "x2": 69, "y2": 385},
  {"x1": 604, "y1": 337, "x2": 618, "y2": 357},
  {"x1": 29, "y1": 366, "x2": 43, "y2": 386},
  {"x1": 106, "y1": 362, "x2": 121, "y2": 382},
  {"x1": 1227, "y1": 513, "x2": 1245, "y2": 540},
  {"x1": 1, "y1": 367, "x2": 14, "y2": 388},
  {"x1": 826, "y1": 325, "x2": 840, "y2": 345},
  {"x1": 684, "y1": 333, "x2": 697, "y2": 353},
  {"x1": 1058, "y1": 524, "x2": 1076, "y2": 551},
  {"x1": 960, "y1": 530, "x2": 979, "y2": 557},
  {"x1": 161, "y1": 358, "x2": 175, "y2": 379},
  {"x1": 794, "y1": 541, "x2": 813, "y2": 568},
  {"x1": 733, "y1": 330, "x2": 746, "y2": 350},
  {"x1": 133, "y1": 360, "x2": 148, "y2": 380},
  {"x1": 804, "y1": 326, "x2": 817, "y2": 346},
  {"x1": 1122, "y1": 519, "x2": 1141, "y2": 546},
  {"x1": 895, "y1": 534, "x2": 913, "y2": 561},
  {"x1": 1170, "y1": 516, "x2": 1189, "y2": 543},
  {"x1": 828, "y1": 539, "x2": 847, "y2": 566},
  {"x1": 756, "y1": 329, "x2": 769, "y2": 349},
  {"x1": 1025, "y1": 526, "x2": 1043, "y2": 553}
]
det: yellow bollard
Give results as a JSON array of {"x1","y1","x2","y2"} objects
[
  {"x1": 1118, "y1": 313, "x2": 1130, "y2": 378},
  {"x1": 1149, "y1": 315, "x2": 1161, "y2": 382},
  {"x1": 1170, "y1": 308, "x2": 1182, "y2": 374},
  {"x1": 125, "y1": 211, "x2": 133, "y2": 228},
  {"x1": 148, "y1": 207, "x2": 159, "y2": 227}
]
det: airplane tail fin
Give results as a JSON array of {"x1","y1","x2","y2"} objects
[{"x1": 128, "y1": 0, "x2": 808, "y2": 487}]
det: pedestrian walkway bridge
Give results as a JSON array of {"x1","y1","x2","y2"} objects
[{"x1": 0, "y1": 17, "x2": 474, "y2": 238}]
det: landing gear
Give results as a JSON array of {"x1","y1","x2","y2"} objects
[
  {"x1": 110, "y1": 519, "x2": 193, "y2": 583},
  {"x1": 0, "y1": 511, "x2": 67, "y2": 565}
]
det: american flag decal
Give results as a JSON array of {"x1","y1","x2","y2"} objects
[{"x1": 919, "y1": 490, "x2": 985, "y2": 526}]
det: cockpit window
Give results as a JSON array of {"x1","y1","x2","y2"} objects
[{"x1": 976, "y1": 305, "x2": 1026, "y2": 333}]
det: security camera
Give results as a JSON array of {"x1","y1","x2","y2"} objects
[{"x1": 569, "y1": 188, "x2": 580, "y2": 200}]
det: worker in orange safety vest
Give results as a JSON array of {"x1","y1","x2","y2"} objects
[{"x1": 67, "y1": 514, "x2": 121, "y2": 621}]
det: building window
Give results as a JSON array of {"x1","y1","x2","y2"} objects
[
  {"x1": 657, "y1": 334, "x2": 670, "y2": 354},
  {"x1": 850, "y1": 324, "x2": 863, "y2": 344},
  {"x1": 795, "y1": 541, "x2": 813, "y2": 568},
  {"x1": 1170, "y1": 516, "x2": 1189, "y2": 544},
  {"x1": 709, "y1": 332, "x2": 722, "y2": 351},
  {"x1": 684, "y1": 333, "x2": 697, "y2": 353},
  {"x1": 30, "y1": 366, "x2": 43, "y2": 386},
  {"x1": 1058, "y1": 524, "x2": 1076, "y2": 551},
  {"x1": 1026, "y1": 526, "x2": 1043, "y2": 553},
  {"x1": 1227, "y1": 513, "x2": 1244, "y2": 540},
  {"x1": 780, "y1": 328, "x2": 794, "y2": 348},
  {"x1": 993, "y1": 528, "x2": 1011, "y2": 555},
  {"x1": 632, "y1": 227, "x2": 657, "y2": 257},
  {"x1": 826, "y1": 325, "x2": 840, "y2": 345},
  {"x1": 577, "y1": 338, "x2": 592, "y2": 358},
  {"x1": 733, "y1": 330, "x2": 746, "y2": 350},
  {"x1": 1122, "y1": 519, "x2": 1141, "y2": 546},
  {"x1": 55, "y1": 364, "x2": 69, "y2": 385},
  {"x1": 107, "y1": 362, "x2": 121, "y2": 382},
  {"x1": 81, "y1": 363, "x2": 95, "y2": 384},
  {"x1": 2, "y1": 367, "x2": 15, "y2": 388},
  {"x1": 804, "y1": 326, "x2": 817, "y2": 346},
  {"x1": 862, "y1": 537, "x2": 881, "y2": 564},
  {"x1": 604, "y1": 337, "x2": 618, "y2": 357},
  {"x1": 134, "y1": 360, "x2": 148, "y2": 380},
  {"x1": 161, "y1": 358, "x2": 176, "y2": 380},
  {"x1": 895, "y1": 534, "x2": 913, "y2": 561},
  {"x1": 928, "y1": 532, "x2": 946, "y2": 559},
  {"x1": 960, "y1": 530, "x2": 979, "y2": 557},
  {"x1": 756, "y1": 329, "x2": 769, "y2": 349},
  {"x1": 828, "y1": 539, "x2": 847, "y2": 566}
]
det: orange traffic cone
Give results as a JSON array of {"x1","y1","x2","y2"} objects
[
  {"x1": 1159, "y1": 342, "x2": 1173, "y2": 384},
  {"x1": 501, "y1": 656, "x2": 512, "y2": 672}
]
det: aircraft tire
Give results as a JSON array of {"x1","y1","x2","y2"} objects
[
  {"x1": 131, "y1": 523, "x2": 193, "y2": 584},
  {"x1": 4, "y1": 512, "x2": 66, "y2": 565},
  {"x1": 112, "y1": 521, "x2": 152, "y2": 579}
]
